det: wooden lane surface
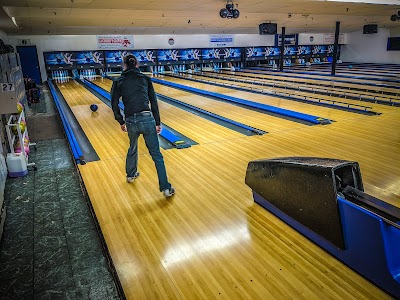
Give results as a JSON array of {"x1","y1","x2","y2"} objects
[
  {"x1": 99, "y1": 77, "x2": 306, "y2": 133},
  {"x1": 92, "y1": 78, "x2": 246, "y2": 144},
  {"x1": 157, "y1": 75, "x2": 376, "y2": 122},
  {"x1": 77, "y1": 100, "x2": 399, "y2": 299},
  {"x1": 248, "y1": 68, "x2": 400, "y2": 87},
  {"x1": 55, "y1": 79, "x2": 148, "y2": 160},
  {"x1": 236, "y1": 70, "x2": 400, "y2": 93},
  {"x1": 215, "y1": 71, "x2": 400, "y2": 104},
  {"x1": 181, "y1": 73, "x2": 391, "y2": 114}
]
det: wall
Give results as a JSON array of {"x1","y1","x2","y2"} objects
[
  {"x1": 7, "y1": 34, "x2": 275, "y2": 82},
  {"x1": 0, "y1": 30, "x2": 8, "y2": 43},
  {"x1": 340, "y1": 28, "x2": 400, "y2": 64},
  {"x1": 298, "y1": 33, "x2": 347, "y2": 45}
]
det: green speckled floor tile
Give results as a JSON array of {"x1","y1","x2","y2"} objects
[
  {"x1": 34, "y1": 289, "x2": 77, "y2": 300},
  {"x1": 34, "y1": 235, "x2": 67, "y2": 253},
  {"x1": 0, "y1": 256, "x2": 33, "y2": 280},
  {"x1": 34, "y1": 201, "x2": 62, "y2": 224},
  {"x1": 0, "y1": 268, "x2": 34, "y2": 299}
]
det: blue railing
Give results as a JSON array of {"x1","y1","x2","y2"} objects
[{"x1": 48, "y1": 80, "x2": 84, "y2": 164}]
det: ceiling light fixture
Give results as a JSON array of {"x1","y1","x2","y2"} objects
[
  {"x1": 220, "y1": 1, "x2": 240, "y2": 19},
  {"x1": 11, "y1": 17, "x2": 19, "y2": 28}
]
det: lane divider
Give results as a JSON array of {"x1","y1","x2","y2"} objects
[{"x1": 48, "y1": 80, "x2": 85, "y2": 164}]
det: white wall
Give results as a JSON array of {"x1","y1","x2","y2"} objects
[
  {"x1": 7, "y1": 34, "x2": 275, "y2": 82},
  {"x1": 341, "y1": 28, "x2": 400, "y2": 64},
  {"x1": 298, "y1": 33, "x2": 347, "y2": 45},
  {"x1": 0, "y1": 30, "x2": 8, "y2": 43}
]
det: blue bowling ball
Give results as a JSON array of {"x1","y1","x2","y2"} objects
[
  {"x1": 348, "y1": 65, "x2": 353, "y2": 69},
  {"x1": 90, "y1": 104, "x2": 98, "y2": 112}
]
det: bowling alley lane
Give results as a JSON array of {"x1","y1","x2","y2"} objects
[
  {"x1": 77, "y1": 109, "x2": 398, "y2": 299},
  {"x1": 234, "y1": 69, "x2": 400, "y2": 92},
  {"x1": 55, "y1": 79, "x2": 148, "y2": 160},
  {"x1": 96, "y1": 77, "x2": 310, "y2": 133},
  {"x1": 192, "y1": 71, "x2": 400, "y2": 107},
  {"x1": 155, "y1": 75, "x2": 380, "y2": 121},
  {"x1": 87, "y1": 77, "x2": 248, "y2": 144}
]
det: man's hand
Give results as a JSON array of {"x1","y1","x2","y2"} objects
[
  {"x1": 156, "y1": 125, "x2": 162, "y2": 134},
  {"x1": 121, "y1": 124, "x2": 127, "y2": 132}
]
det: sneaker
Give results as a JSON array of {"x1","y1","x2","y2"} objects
[
  {"x1": 163, "y1": 186, "x2": 175, "y2": 198},
  {"x1": 126, "y1": 172, "x2": 140, "y2": 183}
]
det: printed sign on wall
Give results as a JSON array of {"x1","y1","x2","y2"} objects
[
  {"x1": 323, "y1": 33, "x2": 345, "y2": 45},
  {"x1": 209, "y1": 35, "x2": 234, "y2": 47},
  {"x1": 275, "y1": 34, "x2": 298, "y2": 46},
  {"x1": 97, "y1": 35, "x2": 134, "y2": 49}
]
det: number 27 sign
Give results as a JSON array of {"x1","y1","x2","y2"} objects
[{"x1": 1, "y1": 83, "x2": 15, "y2": 92}]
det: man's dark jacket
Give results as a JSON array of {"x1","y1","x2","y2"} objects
[{"x1": 111, "y1": 68, "x2": 161, "y2": 125}]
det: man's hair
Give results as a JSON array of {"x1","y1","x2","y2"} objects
[{"x1": 124, "y1": 54, "x2": 138, "y2": 69}]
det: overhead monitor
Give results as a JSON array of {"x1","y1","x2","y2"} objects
[
  {"x1": 43, "y1": 51, "x2": 75, "y2": 70},
  {"x1": 75, "y1": 51, "x2": 104, "y2": 68}
]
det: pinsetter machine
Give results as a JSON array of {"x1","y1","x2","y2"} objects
[{"x1": 245, "y1": 157, "x2": 400, "y2": 298}]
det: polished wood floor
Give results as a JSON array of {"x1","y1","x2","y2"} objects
[{"x1": 56, "y1": 70, "x2": 399, "y2": 299}]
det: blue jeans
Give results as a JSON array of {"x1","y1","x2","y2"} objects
[{"x1": 125, "y1": 112, "x2": 171, "y2": 192}]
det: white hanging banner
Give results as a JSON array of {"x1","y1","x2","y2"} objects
[
  {"x1": 323, "y1": 33, "x2": 345, "y2": 45},
  {"x1": 209, "y1": 35, "x2": 234, "y2": 47},
  {"x1": 96, "y1": 35, "x2": 134, "y2": 49}
]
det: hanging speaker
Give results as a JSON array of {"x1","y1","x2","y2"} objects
[
  {"x1": 363, "y1": 24, "x2": 377, "y2": 34},
  {"x1": 259, "y1": 23, "x2": 277, "y2": 35}
]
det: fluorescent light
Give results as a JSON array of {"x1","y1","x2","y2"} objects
[
  {"x1": 11, "y1": 17, "x2": 18, "y2": 28},
  {"x1": 323, "y1": 0, "x2": 400, "y2": 4}
]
